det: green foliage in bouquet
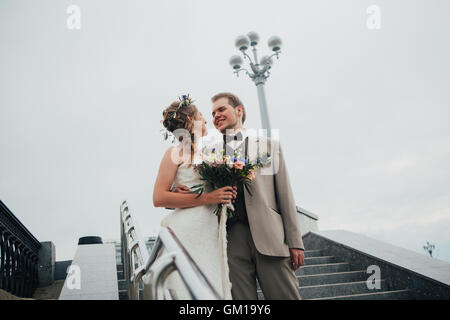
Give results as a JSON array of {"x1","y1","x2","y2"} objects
[{"x1": 190, "y1": 148, "x2": 270, "y2": 218}]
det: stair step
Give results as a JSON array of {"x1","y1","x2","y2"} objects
[
  {"x1": 296, "y1": 262, "x2": 350, "y2": 276},
  {"x1": 116, "y1": 264, "x2": 123, "y2": 272},
  {"x1": 119, "y1": 290, "x2": 128, "y2": 300},
  {"x1": 298, "y1": 270, "x2": 367, "y2": 287},
  {"x1": 117, "y1": 270, "x2": 124, "y2": 280},
  {"x1": 118, "y1": 279, "x2": 127, "y2": 290},
  {"x1": 299, "y1": 280, "x2": 387, "y2": 299},
  {"x1": 117, "y1": 279, "x2": 144, "y2": 290},
  {"x1": 119, "y1": 289, "x2": 144, "y2": 300},
  {"x1": 312, "y1": 289, "x2": 411, "y2": 300},
  {"x1": 304, "y1": 250, "x2": 324, "y2": 258},
  {"x1": 257, "y1": 279, "x2": 387, "y2": 300},
  {"x1": 257, "y1": 270, "x2": 369, "y2": 290},
  {"x1": 303, "y1": 256, "x2": 336, "y2": 265}
]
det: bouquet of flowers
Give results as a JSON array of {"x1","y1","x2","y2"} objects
[{"x1": 190, "y1": 148, "x2": 271, "y2": 218}]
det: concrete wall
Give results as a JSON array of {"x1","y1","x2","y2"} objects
[
  {"x1": 38, "y1": 241, "x2": 55, "y2": 287},
  {"x1": 297, "y1": 206, "x2": 319, "y2": 236},
  {"x1": 55, "y1": 260, "x2": 72, "y2": 281},
  {"x1": 59, "y1": 243, "x2": 118, "y2": 300}
]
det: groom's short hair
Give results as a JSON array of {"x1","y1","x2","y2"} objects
[{"x1": 211, "y1": 92, "x2": 246, "y2": 124}]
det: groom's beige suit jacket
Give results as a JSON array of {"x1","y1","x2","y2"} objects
[{"x1": 208, "y1": 132, "x2": 304, "y2": 257}]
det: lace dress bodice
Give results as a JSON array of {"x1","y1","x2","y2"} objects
[
  {"x1": 172, "y1": 163, "x2": 202, "y2": 191},
  {"x1": 155, "y1": 161, "x2": 232, "y2": 299}
]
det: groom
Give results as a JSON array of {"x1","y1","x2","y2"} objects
[
  {"x1": 178, "y1": 92, "x2": 305, "y2": 299},
  {"x1": 210, "y1": 92, "x2": 304, "y2": 300}
]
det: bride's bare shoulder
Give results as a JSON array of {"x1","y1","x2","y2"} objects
[{"x1": 162, "y1": 145, "x2": 184, "y2": 166}]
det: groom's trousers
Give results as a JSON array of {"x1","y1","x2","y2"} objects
[{"x1": 227, "y1": 221, "x2": 302, "y2": 300}]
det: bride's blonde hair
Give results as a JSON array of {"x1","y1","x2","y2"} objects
[{"x1": 162, "y1": 101, "x2": 198, "y2": 165}]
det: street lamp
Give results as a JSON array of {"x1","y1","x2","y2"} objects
[
  {"x1": 423, "y1": 241, "x2": 435, "y2": 258},
  {"x1": 229, "y1": 32, "x2": 283, "y2": 136}
]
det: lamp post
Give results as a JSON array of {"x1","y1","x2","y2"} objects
[
  {"x1": 423, "y1": 241, "x2": 435, "y2": 258},
  {"x1": 229, "y1": 32, "x2": 283, "y2": 137}
]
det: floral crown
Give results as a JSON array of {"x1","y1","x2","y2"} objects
[
  {"x1": 161, "y1": 94, "x2": 195, "y2": 141},
  {"x1": 167, "y1": 94, "x2": 195, "y2": 121}
]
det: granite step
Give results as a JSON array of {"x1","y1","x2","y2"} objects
[
  {"x1": 296, "y1": 262, "x2": 350, "y2": 276},
  {"x1": 255, "y1": 271, "x2": 370, "y2": 292},
  {"x1": 118, "y1": 279, "x2": 126, "y2": 290},
  {"x1": 299, "y1": 279, "x2": 388, "y2": 299},
  {"x1": 304, "y1": 250, "x2": 323, "y2": 258},
  {"x1": 119, "y1": 289, "x2": 143, "y2": 300},
  {"x1": 119, "y1": 290, "x2": 128, "y2": 300},
  {"x1": 117, "y1": 279, "x2": 143, "y2": 289},
  {"x1": 303, "y1": 256, "x2": 336, "y2": 266},
  {"x1": 298, "y1": 270, "x2": 367, "y2": 287},
  {"x1": 311, "y1": 289, "x2": 411, "y2": 300},
  {"x1": 258, "y1": 281, "x2": 403, "y2": 300}
]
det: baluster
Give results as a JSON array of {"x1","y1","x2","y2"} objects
[
  {"x1": 22, "y1": 246, "x2": 29, "y2": 297},
  {"x1": 31, "y1": 254, "x2": 37, "y2": 296},
  {"x1": 5, "y1": 234, "x2": 12, "y2": 292},
  {"x1": 0, "y1": 229, "x2": 4, "y2": 289},
  {"x1": 11, "y1": 239, "x2": 17, "y2": 295},
  {"x1": 22, "y1": 248, "x2": 30, "y2": 297},
  {"x1": 27, "y1": 253, "x2": 34, "y2": 298},
  {"x1": 17, "y1": 243, "x2": 25, "y2": 297},
  {"x1": 27, "y1": 251, "x2": 34, "y2": 297}
]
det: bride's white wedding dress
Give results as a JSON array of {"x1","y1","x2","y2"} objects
[{"x1": 158, "y1": 163, "x2": 232, "y2": 299}]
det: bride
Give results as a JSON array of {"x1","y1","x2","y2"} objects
[{"x1": 151, "y1": 96, "x2": 235, "y2": 299}]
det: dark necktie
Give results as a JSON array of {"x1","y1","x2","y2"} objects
[
  {"x1": 223, "y1": 131, "x2": 243, "y2": 144},
  {"x1": 223, "y1": 133, "x2": 248, "y2": 161}
]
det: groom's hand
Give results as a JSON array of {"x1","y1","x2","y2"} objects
[
  {"x1": 172, "y1": 185, "x2": 191, "y2": 194},
  {"x1": 173, "y1": 185, "x2": 238, "y2": 203},
  {"x1": 289, "y1": 248, "x2": 304, "y2": 271}
]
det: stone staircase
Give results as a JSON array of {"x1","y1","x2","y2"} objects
[
  {"x1": 257, "y1": 249, "x2": 411, "y2": 300},
  {"x1": 116, "y1": 240, "x2": 411, "y2": 300}
]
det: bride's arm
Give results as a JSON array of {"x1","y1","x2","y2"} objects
[{"x1": 153, "y1": 147, "x2": 235, "y2": 208}]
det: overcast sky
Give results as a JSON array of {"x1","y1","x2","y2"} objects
[{"x1": 1, "y1": 0, "x2": 449, "y2": 263}]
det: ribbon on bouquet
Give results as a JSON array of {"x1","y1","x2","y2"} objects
[{"x1": 218, "y1": 202, "x2": 233, "y2": 300}]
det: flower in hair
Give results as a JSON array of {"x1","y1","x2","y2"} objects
[
  {"x1": 168, "y1": 94, "x2": 194, "y2": 120},
  {"x1": 161, "y1": 94, "x2": 195, "y2": 142}
]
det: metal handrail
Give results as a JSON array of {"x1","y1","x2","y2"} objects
[
  {"x1": 119, "y1": 201, "x2": 221, "y2": 300},
  {"x1": 0, "y1": 200, "x2": 41, "y2": 297},
  {"x1": 142, "y1": 227, "x2": 221, "y2": 300},
  {"x1": 120, "y1": 201, "x2": 150, "y2": 300}
]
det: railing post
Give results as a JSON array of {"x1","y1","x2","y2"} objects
[
  {"x1": 4, "y1": 233, "x2": 10, "y2": 293},
  {"x1": 10, "y1": 239, "x2": 16, "y2": 295},
  {"x1": 16, "y1": 243, "x2": 25, "y2": 297},
  {"x1": 24, "y1": 248, "x2": 31, "y2": 297},
  {"x1": 143, "y1": 253, "x2": 177, "y2": 300},
  {"x1": 0, "y1": 229, "x2": 4, "y2": 289},
  {"x1": 12, "y1": 238, "x2": 19, "y2": 295},
  {"x1": 32, "y1": 254, "x2": 39, "y2": 295},
  {"x1": 0, "y1": 229, "x2": 6, "y2": 288}
]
